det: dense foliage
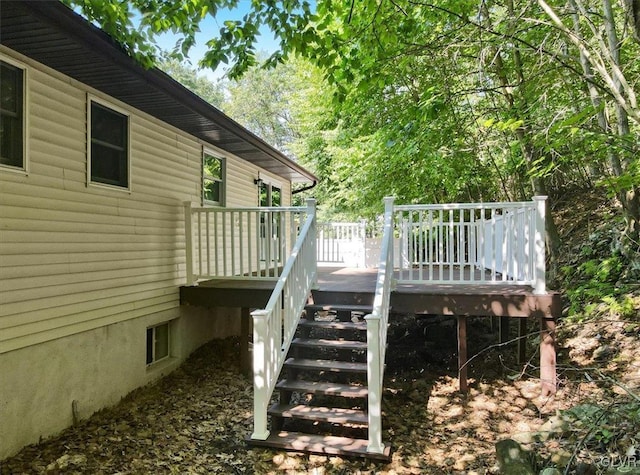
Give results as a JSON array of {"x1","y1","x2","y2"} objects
[{"x1": 66, "y1": 0, "x2": 639, "y2": 261}]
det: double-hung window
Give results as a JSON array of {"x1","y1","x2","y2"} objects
[
  {"x1": 89, "y1": 99, "x2": 129, "y2": 188},
  {"x1": 0, "y1": 59, "x2": 25, "y2": 170},
  {"x1": 203, "y1": 151, "x2": 224, "y2": 205}
]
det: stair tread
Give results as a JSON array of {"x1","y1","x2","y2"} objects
[
  {"x1": 306, "y1": 304, "x2": 373, "y2": 312},
  {"x1": 292, "y1": 338, "x2": 367, "y2": 349},
  {"x1": 277, "y1": 379, "x2": 368, "y2": 397},
  {"x1": 298, "y1": 320, "x2": 366, "y2": 331},
  {"x1": 247, "y1": 431, "x2": 391, "y2": 461},
  {"x1": 268, "y1": 403, "x2": 368, "y2": 424},
  {"x1": 285, "y1": 358, "x2": 367, "y2": 373}
]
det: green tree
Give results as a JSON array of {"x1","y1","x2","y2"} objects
[
  {"x1": 65, "y1": 0, "x2": 640, "y2": 259},
  {"x1": 222, "y1": 55, "x2": 300, "y2": 151},
  {"x1": 158, "y1": 57, "x2": 224, "y2": 107}
]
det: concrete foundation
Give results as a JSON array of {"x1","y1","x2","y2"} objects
[{"x1": 0, "y1": 306, "x2": 240, "y2": 460}]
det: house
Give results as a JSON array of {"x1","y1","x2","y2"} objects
[{"x1": 0, "y1": 0, "x2": 317, "y2": 459}]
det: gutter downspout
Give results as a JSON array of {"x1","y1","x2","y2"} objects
[{"x1": 292, "y1": 181, "x2": 317, "y2": 195}]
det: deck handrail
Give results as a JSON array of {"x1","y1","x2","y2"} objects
[
  {"x1": 250, "y1": 198, "x2": 317, "y2": 440},
  {"x1": 364, "y1": 196, "x2": 395, "y2": 454},
  {"x1": 394, "y1": 196, "x2": 547, "y2": 294},
  {"x1": 183, "y1": 202, "x2": 310, "y2": 284}
]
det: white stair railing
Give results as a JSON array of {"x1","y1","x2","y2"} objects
[
  {"x1": 365, "y1": 196, "x2": 395, "y2": 454},
  {"x1": 250, "y1": 199, "x2": 317, "y2": 440},
  {"x1": 183, "y1": 202, "x2": 309, "y2": 284},
  {"x1": 395, "y1": 196, "x2": 546, "y2": 293}
]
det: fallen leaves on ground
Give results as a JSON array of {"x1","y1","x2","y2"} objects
[{"x1": 2, "y1": 310, "x2": 639, "y2": 474}]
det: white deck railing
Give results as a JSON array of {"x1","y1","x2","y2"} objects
[
  {"x1": 317, "y1": 221, "x2": 366, "y2": 266},
  {"x1": 365, "y1": 197, "x2": 395, "y2": 454},
  {"x1": 395, "y1": 196, "x2": 546, "y2": 294},
  {"x1": 250, "y1": 199, "x2": 317, "y2": 441},
  {"x1": 184, "y1": 202, "x2": 310, "y2": 284}
]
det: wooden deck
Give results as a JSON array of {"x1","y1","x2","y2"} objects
[
  {"x1": 180, "y1": 266, "x2": 561, "y2": 395},
  {"x1": 181, "y1": 266, "x2": 561, "y2": 315}
]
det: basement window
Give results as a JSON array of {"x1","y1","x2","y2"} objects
[{"x1": 146, "y1": 322, "x2": 170, "y2": 365}]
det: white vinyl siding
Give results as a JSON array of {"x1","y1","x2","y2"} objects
[{"x1": 0, "y1": 48, "x2": 293, "y2": 354}]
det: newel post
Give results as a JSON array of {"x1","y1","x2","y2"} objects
[
  {"x1": 365, "y1": 314, "x2": 383, "y2": 454},
  {"x1": 183, "y1": 201, "x2": 194, "y2": 286},
  {"x1": 251, "y1": 309, "x2": 270, "y2": 440},
  {"x1": 533, "y1": 196, "x2": 547, "y2": 295}
]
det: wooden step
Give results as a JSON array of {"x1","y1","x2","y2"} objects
[
  {"x1": 305, "y1": 304, "x2": 373, "y2": 313},
  {"x1": 247, "y1": 431, "x2": 391, "y2": 461},
  {"x1": 268, "y1": 403, "x2": 368, "y2": 425},
  {"x1": 298, "y1": 320, "x2": 367, "y2": 331},
  {"x1": 276, "y1": 379, "x2": 368, "y2": 398},
  {"x1": 291, "y1": 338, "x2": 367, "y2": 350},
  {"x1": 284, "y1": 358, "x2": 367, "y2": 373}
]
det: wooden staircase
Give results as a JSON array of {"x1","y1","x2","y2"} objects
[{"x1": 248, "y1": 303, "x2": 392, "y2": 460}]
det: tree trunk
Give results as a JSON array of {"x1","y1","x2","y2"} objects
[
  {"x1": 602, "y1": 0, "x2": 640, "y2": 252},
  {"x1": 482, "y1": 0, "x2": 562, "y2": 261}
]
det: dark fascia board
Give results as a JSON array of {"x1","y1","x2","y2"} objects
[{"x1": 10, "y1": 0, "x2": 317, "y2": 183}]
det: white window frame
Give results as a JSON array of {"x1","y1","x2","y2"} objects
[
  {"x1": 87, "y1": 94, "x2": 131, "y2": 191},
  {"x1": 0, "y1": 53, "x2": 28, "y2": 175},
  {"x1": 146, "y1": 321, "x2": 171, "y2": 366},
  {"x1": 202, "y1": 149, "x2": 225, "y2": 206},
  {"x1": 257, "y1": 174, "x2": 283, "y2": 207}
]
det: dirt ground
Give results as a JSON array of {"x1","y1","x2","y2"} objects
[{"x1": 2, "y1": 307, "x2": 639, "y2": 474}]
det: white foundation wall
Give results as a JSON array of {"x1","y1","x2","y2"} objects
[{"x1": 0, "y1": 306, "x2": 241, "y2": 460}]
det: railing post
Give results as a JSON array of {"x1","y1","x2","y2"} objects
[
  {"x1": 365, "y1": 315, "x2": 383, "y2": 453},
  {"x1": 306, "y1": 198, "x2": 317, "y2": 282},
  {"x1": 533, "y1": 196, "x2": 547, "y2": 294},
  {"x1": 251, "y1": 309, "x2": 270, "y2": 440},
  {"x1": 183, "y1": 201, "x2": 194, "y2": 285}
]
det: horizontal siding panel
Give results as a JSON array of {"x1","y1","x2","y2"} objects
[
  {"x1": 0, "y1": 216, "x2": 182, "y2": 236},
  {"x1": 0, "y1": 241, "x2": 183, "y2": 256},
  {"x1": 0, "y1": 180, "x2": 120, "y2": 209},
  {"x1": 1, "y1": 293, "x2": 177, "y2": 339},
  {"x1": 132, "y1": 165, "x2": 199, "y2": 196},
  {"x1": 0, "y1": 204, "x2": 135, "y2": 227},
  {"x1": 0, "y1": 255, "x2": 183, "y2": 279},
  {"x1": 0, "y1": 48, "x2": 294, "y2": 354},
  {"x1": 1, "y1": 288, "x2": 177, "y2": 332},
  {"x1": 30, "y1": 111, "x2": 84, "y2": 148},
  {"x1": 30, "y1": 136, "x2": 85, "y2": 174},
  {"x1": 30, "y1": 86, "x2": 84, "y2": 124},
  {"x1": 1, "y1": 270, "x2": 181, "y2": 305},
  {"x1": 226, "y1": 156, "x2": 259, "y2": 207},
  {"x1": 0, "y1": 229, "x2": 180, "y2": 244},
  {"x1": 0, "y1": 303, "x2": 179, "y2": 355},
  {"x1": 0, "y1": 280, "x2": 180, "y2": 319},
  {"x1": 0, "y1": 249, "x2": 181, "y2": 267},
  {"x1": 1, "y1": 263, "x2": 180, "y2": 293}
]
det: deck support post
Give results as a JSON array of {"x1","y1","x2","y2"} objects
[
  {"x1": 499, "y1": 316, "x2": 510, "y2": 344},
  {"x1": 241, "y1": 307, "x2": 251, "y2": 376},
  {"x1": 183, "y1": 201, "x2": 194, "y2": 285},
  {"x1": 540, "y1": 316, "x2": 557, "y2": 396},
  {"x1": 518, "y1": 318, "x2": 527, "y2": 364},
  {"x1": 457, "y1": 315, "x2": 468, "y2": 393}
]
